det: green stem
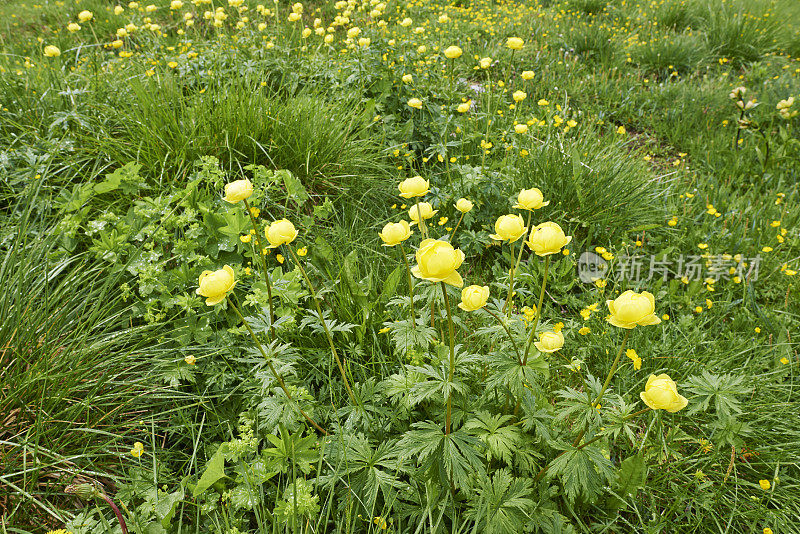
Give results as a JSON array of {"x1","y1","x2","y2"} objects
[
  {"x1": 243, "y1": 198, "x2": 275, "y2": 340},
  {"x1": 415, "y1": 202, "x2": 428, "y2": 239},
  {"x1": 449, "y1": 212, "x2": 465, "y2": 241},
  {"x1": 287, "y1": 247, "x2": 357, "y2": 405},
  {"x1": 483, "y1": 307, "x2": 522, "y2": 365},
  {"x1": 572, "y1": 329, "x2": 631, "y2": 447},
  {"x1": 228, "y1": 297, "x2": 328, "y2": 435},
  {"x1": 399, "y1": 243, "x2": 416, "y2": 330},
  {"x1": 522, "y1": 255, "x2": 551, "y2": 366},
  {"x1": 442, "y1": 282, "x2": 456, "y2": 435},
  {"x1": 503, "y1": 212, "x2": 531, "y2": 315}
]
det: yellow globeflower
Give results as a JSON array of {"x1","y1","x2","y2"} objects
[
  {"x1": 526, "y1": 222, "x2": 571, "y2": 256},
  {"x1": 521, "y1": 70, "x2": 535, "y2": 80},
  {"x1": 407, "y1": 98, "x2": 423, "y2": 109},
  {"x1": 398, "y1": 175, "x2": 430, "y2": 198},
  {"x1": 78, "y1": 9, "x2": 94, "y2": 22},
  {"x1": 455, "y1": 198, "x2": 473, "y2": 213},
  {"x1": 479, "y1": 57, "x2": 492, "y2": 69},
  {"x1": 68, "y1": 22, "x2": 81, "y2": 31},
  {"x1": 196, "y1": 265, "x2": 236, "y2": 305},
  {"x1": 411, "y1": 239, "x2": 464, "y2": 287},
  {"x1": 130, "y1": 442, "x2": 144, "y2": 457},
  {"x1": 639, "y1": 374, "x2": 688, "y2": 412},
  {"x1": 507, "y1": 37, "x2": 524, "y2": 50},
  {"x1": 288, "y1": 12, "x2": 301, "y2": 21},
  {"x1": 457, "y1": 101, "x2": 471, "y2": 113},
  {"x1": 43, "y1": 45, "x2": 61, "y2": 57},
  {"x1": 444, "y1": 45, "x2": 462, "y2": 59},
  {"x1": 606, "y1": 290, "x2": 661, "y2": 328},
  {"x1": 490, "y1": 214, "x2": 527, "y2": 242},
  {"x1": 265, "y1": 219, "x2": 299, "y2": 248},
  {"x1": 379, "y1": 220, "x2": 412, "y2": 246},
  {"x1": 223, "y1": 179, "x2": 253, "y2": 203},
  {"x1": 458, "y1": 285, "x2": 489, "y2": 311},
  {"x1": 759, "y1": 479, "x2": 771, "y2": 490},
  {"x1": 626, "y1": 348, "x2": 642, "y2": 370},
  {"x1": 408, "y1": 202, "x2": 437, "y2": 225},
  {"x1": 512, "y1": 90, "x2": 527, "y2": 102},
  {"x1": 402, "y1": 73, "x2": 413, "y2": 84},
  {"x1": 534, "y1": 331, "x2": 564, "y2": 353},
  {"x1": 514, "y1": 188, "x2": 549, "y2": 210}
]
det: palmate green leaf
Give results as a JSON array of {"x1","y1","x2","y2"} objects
[
  {"x1": 463, "y1": 411, "x2": 523, "y2": 466},
  {"x1": 684, "y1": 370, "x2": 749, "y2": 419},
  {"x1": 263, "y1": 429, "x2": 319, "y2": 475},
  {"x1": 546, "y1": 444, "x2": 615, "y2": 504},
  {"x1": 467, "y1": 469, "x2": 534, "y2": 534},
  {"x1": 397, "y1": 421, "x2": 485, "y2": 492}
]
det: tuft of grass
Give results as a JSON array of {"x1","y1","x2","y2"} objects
[
  {"x1": 701, "y1": 5, "x2": 778, "y2": 64},
  {"x1": 631, "y1": 33, "x2": 708, "y2": 77}
]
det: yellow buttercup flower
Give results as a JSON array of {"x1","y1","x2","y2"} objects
[
  {"x1": 513, "y1": 188, "x2": 549, "y2": 210},
  {"x1": 398, "y1": 176, "x2": 430, "y2": 198},
  {"x1": 457, "y1": 101, "x2": 471, "y2": 113},
  {"x1": 759, "y1": 479, "x2": 771, "y2": 490},
  {"x1": 507, "y1": 37, "x2": 524, "y2": 50},
  {"x1": 379, "y1": 220, "x2": 412, "y2": 246},
  {"x1": 78, "y1": 9, "x2": 94, "y2": 22},
  {"x1": 639, "y1": 374, "x2": 688, "y2": 412},
  {"x1": 223, "y1": 179, "x2": 253, "y2": 203},
  {"x1": 526, "y1": 222, "x2": 571, "y2": 256},
  {"x1": 626, "y1": 348, "x2": 642, "y2": 370},
  {"x1": 407, "y1": 98, "x2": 423, "y2": 109},
  {"x1": 265, "y1": 219, "x2": 299, "y2": 248},
  {"x1": 606, "y1": 290, "x2": 660, "y2": 329},
  {"x1": 130, "y1": 442, "x2": 144, "y2": 457},
  {"x1": 534, "y1": 331, "x2": 564, "y2": 353},
  {"x1": 184, "y1": 355, "x2": 196, "y2": 365},
  {"x1": 514, "y1": 124, "x2": 528, "y2": 134},
  {"x1": 458, "y1": 285, "x2": 489, "y2": 311},
  {"x1": 444, "y1": 45, "x2": 462, "y2": 59},
  {"x1": 521, "y1": 70, "x2": 535, "y2": 80},
  {"x1": 411, "y1": 239, "x2": 464, "y2": 287},
  {"x1": 512, "y1": 90, "x2": 527, "y2": 102},
  {"x1": 44, "y1": 45, "x2": 61, "y2": 57},
  {"x1": 196, "y1": 265, "x2": 236, "y2": 305},
  {"x1": 408, "y1": 202, "x2": 437, "y2": 225},
  {"x1": 490, "y1": 214, "x2": 527, "y2": 242},
  {"x1": 479, "y1": 57, "x2": 492, "y2": 69},
  {"x1": 455, "y1": 198, "x2": 473, "y2": 213}
]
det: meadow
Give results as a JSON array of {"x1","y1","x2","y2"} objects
[{"x1": 0, "y1": 0, "x2": 799, "y2": 532}]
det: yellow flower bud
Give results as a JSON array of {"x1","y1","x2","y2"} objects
[
  {"x1": 639, "y1": 374, "x2": 688, "y2": 412},
  {"x1": 379, "y1": 220, "x2": 412, "y2": 246},
  {"x1": 526, "y1": 222, "x2": 571, "y2": 256},
  {"x1": 78, "y1": 10, "x2": 94, "y2": 22},
  {"x1": 196, "y1": 265, "x2": 236, "y2": 305},
  {"x1": 411, "y1": 239, "x2": 464, "y2": 287},
  {"x1": 458, "y1": 285, "x2": 489, "y2": 311},
  {"x1": 506, "y1": 37, "x2": 524, "y2": 50},
  {"x1": 398, "y1": 176, "x2": 430, "y2": 198},
  {"x1": 407, "y1": 98, "x2": 423, "y2": 109},
  {"x1": 43, "y1": 45, "x2": 61, "y2": 57},
  {"x1": 444, "y1": 45, "x2": 462, "y2": 59},
  {"x1": 490, "y1": 214, "x2": 527, "y2": 242},
  {"x1": 68, "y1": 22, "x2": 81, "y2": 31},
  {"x1": 606, "y1": 290, "x2": 660, "y2": 329},
  {"x1": 265, "y1": 219, "x2": 299, "y2": 248},
  {"x1": 223, "y1": 179, "x2": 253, "y2": 203},
  {"x1": 759, "y1": 479, "x2": 771, "y2": 490},
  {"x1": 408, "y1": 202, "x2": 437, "y2": 224},
  {"x1": 514, "y1": 188, "x2": 549, "y2": 210},
  {"x1": 534, "y1": 330, "x2": 564, "y2": 353},
  {"x1": 455, "y1": 198, "x2": 473, "y2": 213}
]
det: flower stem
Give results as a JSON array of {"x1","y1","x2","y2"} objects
[
  {"x1": 449, "y1": 212, "x2": 465, "y2": 241},
  {"x1": 503, "y1": 212, "x2": 531, "y2": 315},
  {"x1": 416, "y1": 203, "x2": 428, "y2": 239},
  {"x1": 287, "y1": 247, "x2": 357, "y2": 405},
  {"x1": 522, "y1": 255, "x2": 550, "y2": 366},
  {"x1": 399, "y1": 243, "x2": 416, "y2": 330},
  {"x1": 228, "y1": 297, "x2": 328, "y2": 435},
  {"x1": 571, "y1": 329, "x2": 631, "y2": 447},
  {"x1": 243, "y1": 198, "x2": 276, "y2": 341},
  {"x1": 483, "y1": 307, "x2": 522, "y2": 365},
  {"x1": 442, "y1": 282, "x2": 456, "y2": 435}
]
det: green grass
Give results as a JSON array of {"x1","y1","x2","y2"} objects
[{"x1": 1, "y1": 0, "x2": 799, "y2": 532}]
